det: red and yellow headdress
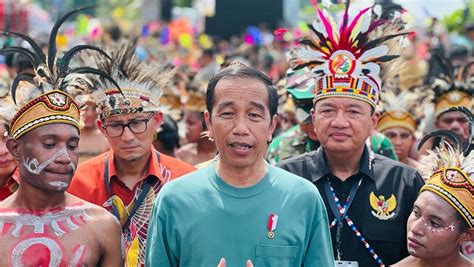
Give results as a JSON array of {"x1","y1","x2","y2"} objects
[
  {"x1": 377, "y1": 90, "x2": 418, "y2": 134},
  {"x1": 419, "y1": 143, "x2": 474, "y2": 227},
  {"x1": 290, "y1": 1, "x2": 406, "y2": 108},
  {"x1": 418, "y1": 112, "x2": 474, "y2": 228},
  {"x1": 0, "y1": 7, "x2": 120, "y2": 139}
]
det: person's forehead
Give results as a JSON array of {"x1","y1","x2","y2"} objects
[
  {"x1": 215, "y1": 76, "x2": 268, "y2": 93},
  {"x1": 416, "y1": 191, "x2": 457, "y2": 218},
  {"x1": 316, "y1": 97, "x2": 370, "y2": 109},
  {"x1": 383, "y1": 127, "x2": 412, "y2": 135},
  {"x1": 29, "y1": 123, "x2": 79, "y2": 138},
  {"x1": 184, "y1": 110, "x2": 202, "y2": 119},
  {"x1": 104, "y1": 112, "x2": 150, "y2": 122},
  {"x1": 214, "y1": 77, "x2": 269, "y2": 105},
  {"x1": 438, "y1": 111, "x2": 466, "y2": 120}
]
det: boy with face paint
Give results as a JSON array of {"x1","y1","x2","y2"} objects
[
  {"x1": 0, "y1": 8, "x2": 122, "y2": 266},
  {"x1": 393, "y1": 142, "x2": 474, "y2": 267}
]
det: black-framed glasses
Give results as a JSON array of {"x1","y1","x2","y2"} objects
[{"x1": 102, "y1": 112, "x2": 155, "y2": 137}]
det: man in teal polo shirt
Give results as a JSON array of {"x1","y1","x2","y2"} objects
[{"x1": 145, "y1": 63, "x2": 334, "y2": 266}]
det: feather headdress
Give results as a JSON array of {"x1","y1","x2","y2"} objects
[
  {"x1": 418, "y1": 138, "x2": 474, "y2": 227},
  {"x1": 431, "y1": 55, "x2": 473, "y2": 116},
  {"x1": 290, "y1": 0, "x2": 407, "y2": 108},
  {"x1": 89, "y1": 41, "x2": 175, "y2": 119},
  {"x1": 377, "y1": 90, "x2": 418, "y2": 133},
  {"x1": 0, "y1": 7, "x2": 121, "y2": 139}
]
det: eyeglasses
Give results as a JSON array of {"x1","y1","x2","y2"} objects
[{"x1": 102, "y1": 113, "x2": 155, "y2": 137}]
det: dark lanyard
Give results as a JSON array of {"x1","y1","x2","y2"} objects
[
  {"x1": 103, "y1": 152, "x2": 160, "y2": 230},
  {"x1": 323, "y1": 176, "x2": 362, "y2": 260}
]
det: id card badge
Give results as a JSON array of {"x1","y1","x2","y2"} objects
[{"x1": 334, "y1": 260, "x2": 359, "y2": 267}]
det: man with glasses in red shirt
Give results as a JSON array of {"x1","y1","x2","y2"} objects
[{"x1": 68, "y1": 43, "x2": 195, "y2": 266}]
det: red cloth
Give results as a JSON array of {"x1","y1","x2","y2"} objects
[
  {"x1": 68, "y1": 147, "x2": 195, "y2": 206},
  {"x1": 0, "y1": 168, "x2": 19, "y2": 201}
]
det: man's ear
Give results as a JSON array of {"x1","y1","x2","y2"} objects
[
  {"x1": 97, "y1": 119, "x2": 107, "y2": 136},
  {"x1": 152, "y1": 112, "x2": 164, "y2": 131},
  {"x1": 371, "y1": 110, "x2": 380, "y2": 128},
  {"x1": 6, "y1": 138, "x2": 21, "y2": 162},
  {"x1": 268, "y1": 114, "x2": 278, "y2": 143},
  {"x1": 204, "y1": 110, "x2": 213, "y2": 140}
]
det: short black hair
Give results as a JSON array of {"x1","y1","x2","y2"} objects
[
  {"x1": 206, "y1": 65, "x2": 278, "y2": 119},
  {"x1": 456, "y1": 212, "x2": 470, "y2": 233},
  {"x1": 156, "y1": 114, "x2": 180, "y2": 151}
]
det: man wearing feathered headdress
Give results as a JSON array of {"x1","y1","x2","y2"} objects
[
  {"x1": 0, "y1": 8, "x2": 122, "y2": 266},
  {"x1": 393, "y1": 136, "x2": 474, "y2": 266},
  {"x1": 279, "y1": 1, "x2": 424, "y2": 266},
  {"x1": 419, "y1": 57, "x2": 474, "y2": 155},
  {"x1": 67, "y1": 42, "x2": 196, "y2": 266},
  {"x1": 376, "y1": 88, "x2": 422, "y2": 168}
]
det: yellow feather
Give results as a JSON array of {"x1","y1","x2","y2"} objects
[
  {"x1": 110, "y1": 196, "x2": 130, "y2": 226},
  {"x1": 125, "y1": 237, "x2": 140, "y2": 267}
]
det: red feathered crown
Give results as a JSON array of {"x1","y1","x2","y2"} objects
[{"x1": 291, "y1": 0, "x2": 407, "y2": 108}]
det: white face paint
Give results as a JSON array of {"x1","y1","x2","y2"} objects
[
  {"x1": 48, "y1": 181, "x2": 69, "y2": 190},
  {"x1": 423, "y1": 220, "x2": 456, "y2": 233},
  {"x1": 22, "y1": 148, "x2": 76, "y2": 176}
]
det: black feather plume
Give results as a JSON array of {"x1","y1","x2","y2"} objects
[
  {"x1": 47, "y1": 6, "x2": 95, "y2": 72},
  {"x1": 65, "y1": 67, "x2": 123, "y2": 94},
  {"x1": 0, "y1": 31, "x2": 46, "y2": 62},
  {"x1": 60, "y1": 45, "x2": 112, "y2": 75},
  {"x1": 417, "y1": 129, "x2": 462, "y2": 152},
  {"x1": 1, "y1": 46, "x2": 41, "y2": 66}
]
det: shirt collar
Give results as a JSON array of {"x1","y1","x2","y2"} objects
[
  {"x1": 311, "y1": 145, "x2": 375, "y2": 182},
  {"x1": 107, "y1": 146, "x2": 163, "y2": 184}
]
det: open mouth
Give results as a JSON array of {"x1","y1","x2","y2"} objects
[{"x1": 228, "y1": 142, "x2": 254, "y2": 153}]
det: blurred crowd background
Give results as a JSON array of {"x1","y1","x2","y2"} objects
[{"x1": 0, "y1": 0, "x2": 472, "y2": 166}]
